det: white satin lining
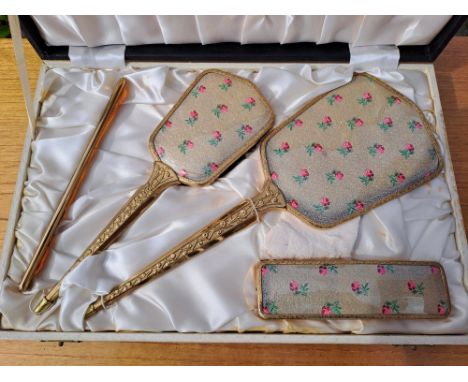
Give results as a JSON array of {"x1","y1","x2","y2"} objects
[
  {"x1": 0, "y1": 64, "x2": 467, "y2": 334},
  {"x1": 31, "y1": 16, "x2": 452, "y2": 48}
]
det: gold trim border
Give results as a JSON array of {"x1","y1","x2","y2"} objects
[{"x1": 255, "y1": 259, "x2": 452, "y2": 320}]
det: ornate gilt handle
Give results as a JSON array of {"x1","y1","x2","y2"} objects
[
  {"x1": 33, "y1": 161, "x2": 179, "y2": 314},
  {"x1": 84, "y1": 180, "x2": 285, "y2": 320}
]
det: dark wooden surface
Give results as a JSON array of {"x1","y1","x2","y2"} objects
[{"x1": 0, "y1": 38, "x2": 467, "y2": 365}]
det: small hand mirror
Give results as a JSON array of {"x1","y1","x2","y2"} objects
[
  {"x1": 34, "y1": 69, "x2": 274, "y2": 314},
  {"x1": 85, "y1": 72, "x2": 443, "y2": 318}
]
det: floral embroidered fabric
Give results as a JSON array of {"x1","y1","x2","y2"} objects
[
  {"x1": 153, "y1": 70, "x2": 274, "y2": 184},
  {"x1": 258, "y1": 261, "x2": 450, "y2": 319},
  {"x1": 265, "y1": 73, "x2": 443, "y2": 227}
]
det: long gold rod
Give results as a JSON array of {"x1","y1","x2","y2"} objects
[{"x1": 19, "y1": 78, "x2": 129, "y2": 292}]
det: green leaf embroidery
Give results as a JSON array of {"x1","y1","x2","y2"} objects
[
  {"x1": 357, "y1": 97, "x2": 371, "y2": 106},
  {"x1": 326, "y1": 172, "x2": 336, "y2": 184},
  {"x1": 313, "y1": 204, "x2": 327, "y2": 213},
  {"x1": 292, "y1": 175, "x2": 308, "y2": 186},
  {"x1": 412, "y1": 282, "x2": 425, "y2": 296},
  {"x1": 429, "y1": 147, "x2": 437, "y2": 161},
  {"x1": 378, "y1": 122, "x2": 392, "y2": 131},
  {"x1": 337, "y1": 147, "x2": 351, "y2": 157},
  {"x1": 212, "y1": 107, "x2": 221, "y2": 118},
  {"x1": 400, "y1": 149, "x2": 411, "y2": 159},
  {"x1": 267, "y1": 264, "x2": 278, "y2": 273},
  {"x1": 388, "y1": 300, "x2": 400, "y2": 313},
  {"x1": 178, "y1": 143, "x2": 187, "y2": 154},
  {"x1": 293, "y1": 283, "x2": 309, "y2": 296},
  {"x1": 322, "y1": 301, "x2": 342, "y2": 316},
  {"x1": 264, "y1": 300, "x2": 279, "y2": 315},
  {"x1": 359, "y1": 175, "x2": 373, "y2": 186},
  {"x1": 274, "y1": 149, "x2": 286, "y2": 156},
  {"x1": 185, "y1": 117, "x2": 196, "y2": 126},
  {"x1": 358, "y1": 282, "x2": 369, "y2": 296}
]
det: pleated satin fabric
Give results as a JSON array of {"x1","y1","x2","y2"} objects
[
  {"x1": 1, "y1": 63, "x2": 467, "y2": 334},
  {"x1": 31, "y1": 16, "x2": 451, "y2": 48}
]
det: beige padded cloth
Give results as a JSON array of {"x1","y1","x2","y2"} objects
[
  {"x1": 153, "y1": 70, "x2": 274, "y2": 184},
  {"x1": 258, "y1": 261, "x2": 450, "y2": 319},
  {"x1": 265, "y1": 73, "x2": 443, "y2": 228}
]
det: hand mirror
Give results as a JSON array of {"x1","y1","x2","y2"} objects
[
  {"x1": 84, "y1": 72, "x2": 443, "y2": 319},
  {"x1": 33, "y1": 69, "x2": 275, "y2": 314}
]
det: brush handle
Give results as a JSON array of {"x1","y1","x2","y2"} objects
[
  {"x1": 33, "y1": 161, "x2": 179, "y2": 314},
  {"x1": 84, "y1": 180, "x2": 285, "y2": 319}
]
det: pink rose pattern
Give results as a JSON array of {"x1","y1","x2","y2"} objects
[
  {"x1": 326, "y1": 170, "x2": 344, "y2": 184},
  {"x1": 359, "y1": 168, "x2": 374, "y2": 186},
  {"x1": 327, "y1": 94, "x2": 343, "y2": 105},
  {"x1": 347, "y1": 117, "x2": 364, "y2": 130},
  {"x1": 287, "y1": 119, "x2": 304, "y2": 130},
  {"x1": 208, "y1": 130, "x2": 223, "y2": 146},
  {"x1": 314, "y1": 197, "x2": 331, "y2": 213},
  {"x1": 261, "y1": 263, "x2": 448, "y2": 317},
  {"x1": 337, "y1": 141, "x2": 353, "y2": 157},
  {"x1": 185, "y1": 110, "x2": 198, "y2": 126},
  {"x1": 219, "y1": 77, "x2": 232, "y2": 91},
  {"x1": 242, "y1": 97, "x2": 256, "y2": 111},
  {"x1": 156, "y1": 73, "x2": 270, "y2": 185},
  {"x1": 274, "y1": 142, "x2": 290, "y2": 157},
  {"x1": 212, "y1": 104, "x2": 228, "y2": 118},
  {"x1": 377, "y1": 264, "x2": 394, "y2": 275},
  {"x1": 318, "y1": 116, "x2": 333, "y2": 130},
  {"x1": 407, "y1": 280, "x2": 425, "y2": 296},
  {"x1": 289, "y1": 199, "x2": 299, "y2": 209},
  {"x1": 266, "y1": 76, "x2": 437, "y2": 225},
  {"x1": 156, "y1": 146, "x2": 165, "y2": 158},
  {"x1": 178, "y1": 139, "x2": 194, "y2": 154},
  {"x1": 318, "y1": 264, "x2": 338, "y2": 276},
  {"x1": 160, "y1": 120, "x2": 173, "y2": 132},
  {"x1": 351, "y1": 281, "x2": 369, "y2": 296},
  {"x1": 389, "y1": 172, "x2": 406, "y2": 186},
  {"x1": 305, "y1": 143, "x2": 323, "y2": 156},
  {"x1": 378, "y1": 116, "x2": 393, "y2": 131},
  {"x1": 289, "y1": 280, "x2": 309, "y2": 296},
  {"x1": 437, "y1": 300, "x2": 448, "y2": 316},
  {"x1": 387, "y1": 95, "x2": 401, "y2": 106},
  {"x1": 368, "y1": 143, "x2": 385, "y2": 157},
  {"x1": 236, "y1": 124, "x2": 253, "y2": 140},
  {"x1": 347, "y1": 200, "x2": 364, "y2": 214},
  {"x1": 191, "y1": 84, "x2": 207, "y2": 98},
  {"x1": 408, "y1": 119, "x2": 423, "y2": 132},
  {"x1": 400, "y1": 143, "x2": 415, "y2": 159},
  {"x1": 382, "y1": 300, "x2": 400, "y2": 315},
  {"x1": 321, "y1": 301, "x2": 342, "y2": 316},
  {"x1": 203, "y1": 162, "x2": 219, "y2": 176},
  {"x1": 292, "y1": 168, "x2": 309, "y2": 186},
  {"x1": 358, "y1": 92, "x2": 372, "y2": 106}
]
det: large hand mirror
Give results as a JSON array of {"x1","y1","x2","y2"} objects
[
  {"x1": 34, "y1": 69, "x2": 274, "y2": 314},
  {"x1": 85, "y1": 72, "x2": 443, "y2": 319}
]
